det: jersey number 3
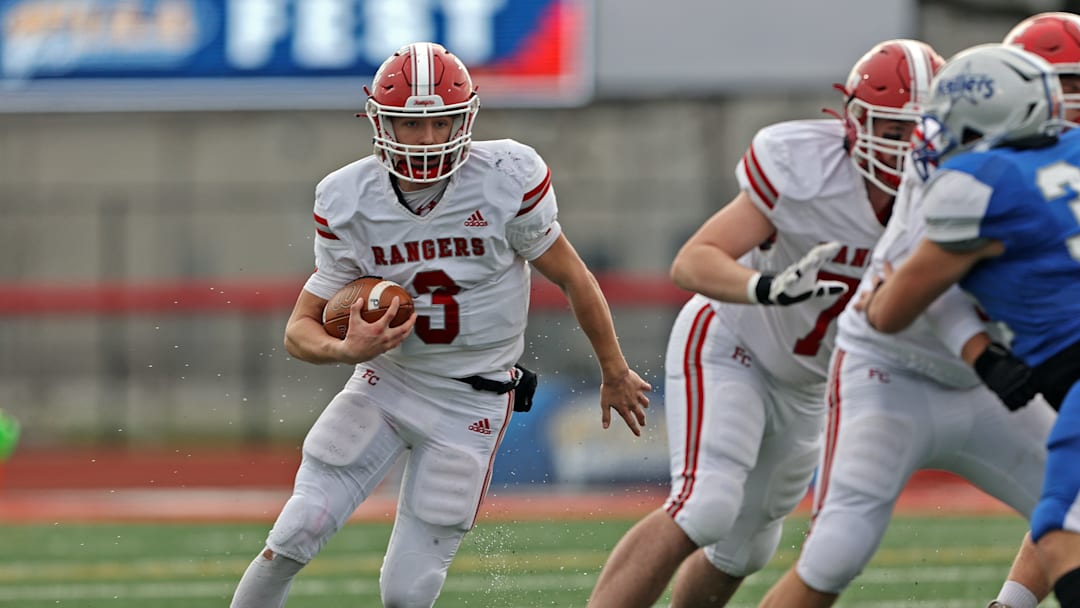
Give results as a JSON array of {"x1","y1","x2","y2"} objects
[
  {"x1": 412, "y1": 270, "x2": 460, "y2": 344},
  {"x1": 1036, "y1": 160, "x2": 1080, "y2": 261}
]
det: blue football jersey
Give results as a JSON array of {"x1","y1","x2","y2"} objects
[{"x1": 922, "y1": 128, "x2": 1080, "y2": 366}]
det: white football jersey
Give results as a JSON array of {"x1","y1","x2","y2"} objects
[
  {"x1": 303, "y1": 139, "x2": 561, "y2": 378},
  {"x1": 836, "y1": 159, "x2": 990, "y2": 388},
  {"x1": 718, "y1": 119, "x2": 887, "y2": 386}
]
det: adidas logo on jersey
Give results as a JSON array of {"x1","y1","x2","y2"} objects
[
  {"x1": 468, "y1": 418, "x2": 492, "y2": 435},
  {"x1": 464, "y1": 210, "x2": 489, "y2": 227}
]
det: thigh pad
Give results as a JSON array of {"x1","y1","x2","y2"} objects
[
  {"x1": 303, "y1": 392, "x2": 386, "y2": 467},
  {"x1": 408, "y1": 446, "x2": 485, "y2": 530}
]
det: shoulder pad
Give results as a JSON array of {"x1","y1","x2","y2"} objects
[{"x1": 741, "y1": 120, "x2": 849, "y2": 207}]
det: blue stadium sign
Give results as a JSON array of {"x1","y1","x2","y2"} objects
[{"x1": 0, "y1": 0, "x2": 593, "y2": 111}]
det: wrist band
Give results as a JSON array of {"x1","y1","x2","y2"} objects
[
  {"x1": 746, "y1": 272, "x2": 762, "y2": 304},
  {"x1": 747, "y1": 272, "x2": 776, "y2": 305}
]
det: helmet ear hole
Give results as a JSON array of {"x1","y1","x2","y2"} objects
[
  {"x1": 960, "y1": 127, "x2": 984, "y2": 145},
  {"x1": 1022, "y1": 102, "x2": 1039, "y2": 123}
]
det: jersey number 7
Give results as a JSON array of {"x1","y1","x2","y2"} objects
[{"x1": 792, "y1": 271, "x2": 861, "y2": 356}]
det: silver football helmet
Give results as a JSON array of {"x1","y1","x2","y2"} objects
[{"x1": 914, "y1": 43, "x2": 1065, "y2": 175}]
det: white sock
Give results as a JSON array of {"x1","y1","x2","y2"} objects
[
  {"x1": 995, "y1": 580, "x2": 1038, "y2": 608},
  {"x1": 231, "y1": 548, "x2": 305, "y2": 608}
]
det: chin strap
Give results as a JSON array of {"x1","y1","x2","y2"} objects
[{"x1": 824, "y1": 83, "x2": 855, "y2": 153}]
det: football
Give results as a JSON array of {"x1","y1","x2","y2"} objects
[{"x1": 322, "y1": 277, "x2": 415, "y2": 338}]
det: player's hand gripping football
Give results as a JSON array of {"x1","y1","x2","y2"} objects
[
  {"x1": 600, "y1": 367, "x2": 652, "y2": 436},
  {"x1": 748, "y1": 241, "x2": 848, "y2": 305},
  {"x1": 337, "y1": 297, "x2": 416, "y2": 364}
]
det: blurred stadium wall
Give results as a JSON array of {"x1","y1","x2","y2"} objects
[{"x1": 0, "y1": 0, "x2": 1059, "y2": 473}]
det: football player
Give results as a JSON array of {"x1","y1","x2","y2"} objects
[
  {"x1": 229, "y1": 42, "x2": 651, "y2": 608},
  {"x1": 1005, "y1": 11, "x2": 1080, "y2": 125},
  {"x1": 865, "y1": 43, "x2": 1080, "y2": 608},
  {"x1": 587, "y1": 40, "x2": 943, "y2": 608},
  {"x1": 759, "y1": 115, "x2": 1055, "y2": 608}
]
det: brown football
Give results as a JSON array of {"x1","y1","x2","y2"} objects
[{"x1": 322, "y1": 277, "x2": 415, "y2": 339}]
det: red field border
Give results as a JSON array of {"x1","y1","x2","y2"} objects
[
  {"x1": 0, "y1": 447, "x2": 1012, "y2": 523},
  {"x1": 0, "y1": 274, "x2": 692, "y2": 316}
]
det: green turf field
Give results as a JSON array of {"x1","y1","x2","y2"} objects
[{"x1": 0, "y1": 514, "x2": 1059, "y2": 607}]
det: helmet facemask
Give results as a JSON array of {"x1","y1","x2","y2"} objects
[
  {"x1": 1056, "y1": 70, "x2": 1080, "y2": 126},
  {"x1": 846, "y1": 96, "x2": 921, "y2": 195},
  {"x1": 366, "y1": 95, "x2": 479, "y2": 183}
]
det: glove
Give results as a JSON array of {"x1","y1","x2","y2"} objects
[
  {"x1": 747, "y1": 242, "x2": 849, "y2": 305},
  {"x1": 512, "y1": 364, "x2": 539, "y2": 413},
  {"x1": 974, "y1": 342, "x2": 1038, "y2": 411}
]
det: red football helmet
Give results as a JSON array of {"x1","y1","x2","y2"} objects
[
  {"x1": 1005, "y1": 12, "x2": 1080, "y2": 121},
  {"x1": 834, "y1": 39, "x2": 944, "y2": 195},
  {"x1": 363, "y1": 42, "x2": 480, "y2": 183}
]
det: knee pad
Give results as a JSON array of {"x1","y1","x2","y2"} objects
[
  {"x1": 700, "y1": 438, "x2": 808, "y2": 578},
  {"x1": 741, "y1": 520, "x2": 783, "y2": 574},
  {"x1": 408, "y1": 446, "x2": 485, "y2": 530},
  {"x1": 381, "y1": 563, "x2": 447, "y2": 608},
  {"x1": 665, "y1": 380, "x2": 768, "y2": 546},
  {"x1": 266, "y1": 481, "x2": 340, "y2": 564},
  {"x1": 302, "y1": 392, "x2": 385, "y2": 467},
  {"x1": 672, "y1": 467, "x2": 745, "y2": 546},
  {"x1": 705, "y1": 519, "x2": 783, "y2": 577},
  {"x1": 796, "y1": 506, "x2": 889, "y2": 593},
  {"x1": 792, "y1": 412, "x2": 912, "y2": 594},
  {"x1": 380, "y1": 511, "x2": 465, "y2": 608},
  {"x1": 667, "y1": 381, "x2": 765, "y2": 546}
]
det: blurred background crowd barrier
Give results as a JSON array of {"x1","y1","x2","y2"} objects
[{"x1": 0, "y1": 0, "x2": 1068, "y2": 486}]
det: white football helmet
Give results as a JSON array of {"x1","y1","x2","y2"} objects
[{"x1": 915, "y1": 43, "x2": 1065, "y2": 174}]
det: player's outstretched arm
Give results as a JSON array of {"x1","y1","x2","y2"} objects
[
  {"x1": 670, "y1": 191, "x2": 775, "y2": 302},
  {"x1": 865, "y1": 238, "x2": 1001, "y2": 333},
  {"x1": 530, "y1": 235, "x2": 652, "y2": 436},
  {"x1": 671, "y1": 191, "x2": 846, "y2": 305},
  {"x1": 284, "y1": 289, "x2": 414, "y2": 365}
]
